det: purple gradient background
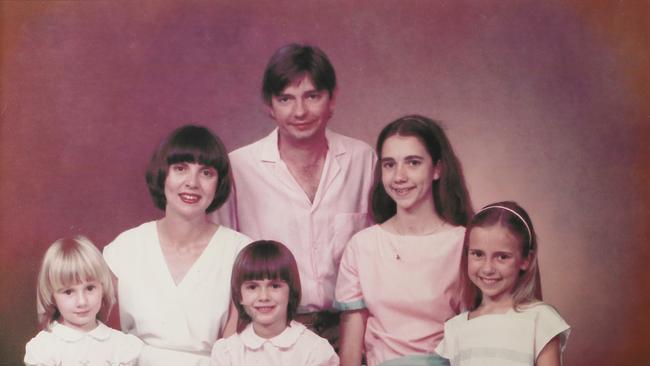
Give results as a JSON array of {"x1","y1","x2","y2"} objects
[{"x1": 1, "y1": 1, "x2": 648, "y2": 365}]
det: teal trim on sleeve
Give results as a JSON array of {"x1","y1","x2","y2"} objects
[
  {"x1": 333, "y1": 299, "x2": 366, "y2": 311},
  {"x1": 379, "y1": 354, "x2": 450, "y2": 366}
]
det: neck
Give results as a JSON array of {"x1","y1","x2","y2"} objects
[
  {"x1": 159, "y1": 213, "x2": 214, "y2": 247},
  {"x1": 393, "y1": 201, "x2": 445, "y2": 235},
  {"x1": 476, "y1": 296, "x2": 515, "y2": 315},
  {"x1": 252, "y1": 321, "x2": 288, "y2": 339},
  {"x1": 277, "y1": 133, "x2": 328, "y2": 164}
]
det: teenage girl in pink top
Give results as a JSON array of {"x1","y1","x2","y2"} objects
[{"x1": 335, "y1": 115, "x2": 473, "y2": 366}]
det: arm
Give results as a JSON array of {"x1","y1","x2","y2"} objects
[
  {"x1": 339, "y1": 309, "x2": 368, "y2": 366},
  {"x1": 221, "y1": 301, "x2": 239, "y2": 338},
  {"x1": 536, "y1": 335, "x2": 561, "y2": 366}
]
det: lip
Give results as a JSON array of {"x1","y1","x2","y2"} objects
[
  {"x1": 73, "y1": 310, "x2": 91, "y2": 317},
  {"x1": 254, "y1": 305, "x2": 276, "y2": 314},
  {"x1": 478, "y1": 276, "x2": 501, "y2": 285},
  {"x1": 290, "y1": 120, "x2": 317, "y2": 130},
  {"x1": 179, "y1": 193, "x2": 201, "y2": 204},
  {"x1": 391, "y1": 186, "x2": 414, "y2": 196}
]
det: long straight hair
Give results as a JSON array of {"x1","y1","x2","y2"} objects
[
  {"x1": 460, "y1": 201, "x2": 543, "y2": 311},
  {"x1": 370, "y1": 115, "x2": 473, "y2": 225}
]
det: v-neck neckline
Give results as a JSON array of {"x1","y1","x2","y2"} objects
[{"x1": 152, "y1": 222, "x2": 221, "y2": 288}]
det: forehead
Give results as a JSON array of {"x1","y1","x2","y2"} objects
[
  {"x1": 279, "y1": 75, "x2": 319, "y2": 94},
  {"x1": 469, "y1": 226, "x2": 521, "y2": 252},
  {"x1": 381, "y1": 135, "x2": 428, "y2": 159}
]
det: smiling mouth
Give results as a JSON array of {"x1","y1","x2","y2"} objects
[
  {"x1": 254, "y1": 305, "x2": 275, "y2": 314},
  {"x1": 479, "y1": 277, "x2": 501, "y2": 285},
  {"x1": 391, "y1": 187, "x2": 413, "y2": 196},
  {"x1": 179, "y1": 193, "x2": 201, "y2": 203}
]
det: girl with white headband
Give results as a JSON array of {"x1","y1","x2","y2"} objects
[{"x1": 435, "y1": 201, "x2": 570, "y2": 366}]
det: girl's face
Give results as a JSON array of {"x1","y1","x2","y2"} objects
[
  {"x1": 240, "y1": 278, "x2": 290, "y2": 338},
  {"x1": 467, "y1": 225, "x2": 530, "y2": 306},
  {"x1": 53, "y1": 280, "x2": 102, "y2": 332},
  {"x1": 164, "y1": 162, "x2": 218, "y2": 218},
  {"x1": 381, "y1": 135, "x2": 440, "y2": 215}
]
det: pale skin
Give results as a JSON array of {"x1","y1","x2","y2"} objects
[
  {"x1": 340, "y1": 135, "x2": 445, "y2": 365},
  {"x1": 468, "y1": 226, "x2": 561, "y2": 366},
  {"x1": 268, "y1": 75, "x2": 335, "y2": 203}
]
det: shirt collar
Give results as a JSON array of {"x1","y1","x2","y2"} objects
[
  {"x1": 239, "y1": 321, "x2": 307, "y2": 349},
  {"x1": 259, "y1": 128, "x2": 347, "y2": 163},
  {"x1": 50, "y1": 321, "x2": 111, "y2": 342}
]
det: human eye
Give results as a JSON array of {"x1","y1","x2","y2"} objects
[
  {"x1": 86, "y1": 284, "x2": 97, "y2": 292},
  {"x1": 243, "y1": 282, "x2": 257, "y2": 290},
  {"x1": 497, "y1": 253, "x2": 512, "y2": 261},
  {"x1": 306, "y1": 92, "x2": 322, "y2": 101},
  {"x1": 270, "y1": 281, "x2": 285, "y2": 289},
  {"x1": 468, "y1": 250, "x2": 483, "y2": 258},
  {"x1": 61, "y1": 288, "x2": 73, "y2": 295},
  {"x1": 276, "y1": 95, "x2": 291, "y2": 103},
  {"x1": 171, "y1": 164, "x2": 185, "y2": 172},
  {"x1": 407, "y1": 159, "x2": 422, "y2": 167},
  {"x1": 201, "y1": 167, "x2": 216, "y2": 178},
  {"x1": 381, "y1": 160, "x2": 395, "y2": 169}
]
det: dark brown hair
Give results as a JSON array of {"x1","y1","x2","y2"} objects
[
  {"x1": 145, "y1": 125, "x2": 231, "y2": 213},
  {"x1": 230, "y1": 240, "x2": 301, "y2": 332},
  {"x1": 262, "y1": 43, "x2": 336, "y2": 105},
  {"x1": 370, "y1": 115, "x2": 473, "y2": 225}
]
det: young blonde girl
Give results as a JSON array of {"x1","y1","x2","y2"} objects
[
  {"x1": 211, "y1": 240, "x2": 339, "y2": 366},
  {"x1": 435, "y1": 201, "x2": 570, "y2": 366},
  {"x1": 25, "y1": 236, "x2": 142, "y2": 366}
]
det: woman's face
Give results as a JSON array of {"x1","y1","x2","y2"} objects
[
  {"x1": 164, "y1": 162, "x2": 218, "y2": 218},
  {"x1": 380, "y1": 134, "x2": 440, "y2": 215}
]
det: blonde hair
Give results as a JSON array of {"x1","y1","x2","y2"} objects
[
  {"x1": 460, "y1": 201, "x2": 542, "y2": 311},
  {"x1": 36, "y1": 236, "x2": 115, "y2": 329}
]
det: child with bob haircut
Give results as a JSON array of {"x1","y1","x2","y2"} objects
[
  {"x1": 435, "y1": 201, "x2": 570, "y2": 366},
  {"x1": 211, "y1": 240, "x2": 339, "y2": 366},
  {"x1": 25, "y1": 236, "x2": 142, "y2": 366}
]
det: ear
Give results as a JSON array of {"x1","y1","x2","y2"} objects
[
  {"x1": 267, "y1": 103, "x2": 276, "y2": 120},
  {"x1": 328, "y1": 88, "x2": 337, "y2": 109},
  {"x1": 432, "y1": 160, "x2": 442, "y2": 181},
  {"x1": 520, "y1": 251, "x2": 533, "y2": 271}
]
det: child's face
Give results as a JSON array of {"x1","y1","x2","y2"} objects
[
  {"x1": 380, "y1": 135, "x2": 440, "y2": 214},
  {"x1": 467, "y1": 225, "x2": 530, "y2": 306},
  {"x1": 240, "y1": 278, "x2": 290, "y2": 338},
  {"x1": 53, "y1": 280, "x2": 102, "y2": 332}
]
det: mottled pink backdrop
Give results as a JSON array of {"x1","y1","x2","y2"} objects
[{"x1": 1, "y1": 1, "x2": 648, "y2": 365}]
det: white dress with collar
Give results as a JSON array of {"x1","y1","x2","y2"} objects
[
  {"x1": 210, "y1": 321, "x2": 339, "y2": 366},
  {"x1": 24, "y1": 321, "x2": 143, "y2": 366}
]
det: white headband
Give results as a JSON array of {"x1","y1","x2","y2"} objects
[{"x1": 476, "y1": 205, "x2": 532, "y2": 248}]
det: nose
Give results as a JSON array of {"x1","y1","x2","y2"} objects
[
  {"x1": 394, "y1": 163, "x2": 407, "y2": 183},
  {"x1": 480, "y1": 259, "x2": 495, "y2": 274},
  {"x1": 293, "y1": 99, "x2": 307, "y2": 119},
  {"x1": 185, "y1": 171, "x2": 199, "y2": 188},
  {"x1": 258, "y1": 286, "x2": 270, "y2": 301},
  {"x1": 76, "y1": 292, "x2": 88, "y2": 307}
]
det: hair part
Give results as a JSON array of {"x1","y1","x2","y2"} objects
[
  {"x1": 230, "y1": 240, "x2": 301, "y2": 333},
  {"x1": 36, "y1": 236, "x2": 115, "y2": 330},
  {"x1": 145, "y1": 125, "x2": 231, "y2": 213},
  {"x1": 262, "y1": 43, "x2": 337, "y2": 105},
  {"x1": 370, "y1": 114, "x2": 473, "y2": 225},
  {"x1": 460, "y1": 201, "x2": 542, "y2": 311}
]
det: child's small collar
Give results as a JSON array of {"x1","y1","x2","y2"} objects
[
  {"x1": 240, "y1": 320, "x2": 306, "y2": 349},
  {"x1": 50, "y1": 321, "x2": 111, "y2": 342}
]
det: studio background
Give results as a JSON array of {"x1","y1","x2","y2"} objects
[{"x1": 1, "y1": 1, "x2": 648, "y2": 365}]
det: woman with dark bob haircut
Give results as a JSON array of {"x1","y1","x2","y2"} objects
[
  {"x1": 335, "y1": 115, "x2": 473, "y2": 366},
  {"x1": 103, "y1": 125, "x2": 251, "y2": 366}
]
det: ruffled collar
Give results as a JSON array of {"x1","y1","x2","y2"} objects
[
  {"x1": 50, "y1": 321, "x2": 111, "y2": 342},
  {"x1": 239, "y1": 320, "x2": 306, "y2": 350}
]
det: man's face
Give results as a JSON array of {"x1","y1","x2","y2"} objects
[{"x1": 268, "y1": 75, "x2": 335, "y2": 144}]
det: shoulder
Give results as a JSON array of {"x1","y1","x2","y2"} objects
[
  {"x1": 215, "y1": 226, "x2": 252, "y2": 249},
  {"x1": 327, "y1": 130, "x2": 375, "y2": 158},
  {"x1": 345, "y1": 225, "x2": 383, "y2": 250},
  {"x1": 210, "y1": 334, "x2": 243, "y2": 365},
  {"x1": 444, "y1": 311, "x2": 468, "y2": 330},
  {"x1": 106, "y1": 326, "x2": 143, "y2": 361},
  {"x1": 24, "y1": 330, "x2": 58, "y2": 365},
  {"x1": 104, "y1": 221, "x2": 156, "y2": 254},
  {"x1": 293, "y1": 325, "x2": 338, "y2": 366},
  {"x1": 229, "y1": 133, "x2": 270, "y2": 162},
  {"x1": 520, "y1": 302, "x2": 567, "y2": 323},
  {"x1": 103, "y1": 221, "x2": 156, "y2": 271}
]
